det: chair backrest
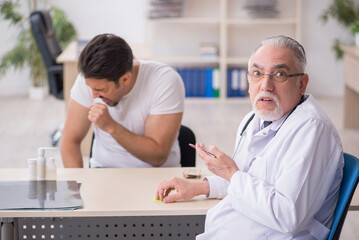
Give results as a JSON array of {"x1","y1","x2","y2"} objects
[
  {"x1": 29, "y1": 10, "x2": 62, "y2": 68},
  {"x1": 328, "y1": 153, "x2": 359, "y2": 240},
  {"x1": 178, "y1": 125, "x2": 196, "y2": 167},
  {"x1": 89, "y1": 125, "x2": 197, "y2": 167}
]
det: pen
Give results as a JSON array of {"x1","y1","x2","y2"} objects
[{"x1": 189, "y1": 143, "x2": 217, "y2": 158}]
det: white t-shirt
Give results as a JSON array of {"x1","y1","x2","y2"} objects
[{"x1": 70, "y1": 60, "x2": 185, "y2": 168}]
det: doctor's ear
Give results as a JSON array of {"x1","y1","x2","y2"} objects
[{"x1": 299, "y1": 74, "x2": 309, "y2": 95}]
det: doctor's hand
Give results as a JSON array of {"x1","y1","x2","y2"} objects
[
  {"x1": 196, "y1": 143, "x2": 239, "y2": 181},
  {"x1": 156, "y1": 177, "x2": 209, "y2": 203},
  {"x1": 88, "y1": 103, "x2": 116, "y2": 133}
]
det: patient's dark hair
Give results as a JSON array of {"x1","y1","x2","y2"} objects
[{"x1": 78, "y1": 33, "x2": 133, "y2": 83}]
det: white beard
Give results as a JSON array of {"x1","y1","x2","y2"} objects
[{"x1": 253, "y1": 92, "x2": 284, "y2": 121}]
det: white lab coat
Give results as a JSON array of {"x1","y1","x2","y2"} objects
[{"x1": 198, "y1": 95, "x2": 344, "y2": 240}]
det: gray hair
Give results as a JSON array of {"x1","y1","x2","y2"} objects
[{"x1": 248, "y1": 35, "x2": 306, "y2": 72}]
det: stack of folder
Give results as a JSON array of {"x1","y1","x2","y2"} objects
[
  {"x1": 148, "y1": 0, "x2": 185, "y2": 19},
  {"x1": 227, "y1": 68, "x2": 248, "y2": 97},
  {"x1": 176, "y1": 67, "x2": 220, "y2": 98},
  {"x1": 176, "y1": 67, "x2": 249, "y2": 98}
]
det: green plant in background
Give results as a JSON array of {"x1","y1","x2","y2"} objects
[
  {"x1": 320, "y1": 0, "x2": 359, "y2": 59},
  {"x1": 350, "y1": 20, "x2": 359, "y2": 34},
  {"x1": 0, "y1": 0, "x2": 76, "y2": 87}
]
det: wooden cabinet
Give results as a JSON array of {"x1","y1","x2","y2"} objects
[
  {"x1": 342, "y1": 45, "x2": 359, "y2": 128},
  {"x1": 146, "y1": 0, "x2": 301, "y2": 99}
]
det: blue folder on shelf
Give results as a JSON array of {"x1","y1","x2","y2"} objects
[
  {"x1": 227, "y1": 68, "x2": 248, "y2": 97},
  {"x1": 205, "y1": 68, "x2": 214, "y2": 98}
]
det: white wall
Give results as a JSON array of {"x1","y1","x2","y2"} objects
[
  {"x1": 53, "y1": 0, "x2": 147, "y2": 41},
  {"x1": 0, "y1": 5, "x2": 31, "y2": 96},
  {"x1": 0, "y1": 0, "x2": 147, "y2": 96},
  {"x1": 302, "y1": 0, "x2": 351, "y2": 97},
  {"x1": 0, "y1": 0, "x2": 351, "y2": 97}
]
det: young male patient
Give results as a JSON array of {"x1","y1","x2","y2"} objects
[{"x1": 61, "y1": 34, "x2": 185, "y2": 168}]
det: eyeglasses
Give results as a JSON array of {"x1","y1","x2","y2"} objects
[{"x1": 247, "y1": 70, "x2": 305, "y2": 83}]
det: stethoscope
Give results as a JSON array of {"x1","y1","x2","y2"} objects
[
  {"x1": 231, "y1": 95, "x2": 306, "y2": 160},
  {"x1": 231, "y1": 113, "x2": 254, "y2": 159}
]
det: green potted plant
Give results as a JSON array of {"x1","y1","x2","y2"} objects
[
  {"x1": 350, "y1": 20, "x2": 359, "y2": 46},
  {"x1": 0, "y1": 0, "x2": 76, "y2": 99},
  {"x1": 320, "y1": 0, "x2": 359, "y2": 59}
]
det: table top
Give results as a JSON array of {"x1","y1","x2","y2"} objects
[
  {"x1": 341, "y1": 45, "x2": 359, "y2": 59},
  {"x1": 1, "y1": 167, "x2": 357, "y2": 218},
  {"x1": 57, "y1": 41, "x2": 78, "y2": 63},
  {"x1": 0, "y1": 168, "x2": 220, "y2": 218}
]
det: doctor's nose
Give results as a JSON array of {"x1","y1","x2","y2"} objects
[{"x1": 260, "y1": 76, "x2": 274, "y2": 92}]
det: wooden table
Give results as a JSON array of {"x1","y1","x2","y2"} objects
[
  {"x1": 1, "y1": 166, "x2": 358, "y2": 240},
  {"x1": 56, "y1": 42, "x2": 93, "y2": 156},
  {"x1": 56, "y1": 41, "x2": 79, "y2": 113},
  {"x1": 341, "y1": 45, "x2": 359, "y2": 128},
  {"x1": 0, "y1": 167, "x2": 219, "y2": 240}
]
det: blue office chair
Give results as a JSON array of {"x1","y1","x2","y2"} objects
[
  {"x1": 328, "y1": 153, "x2": 359, "y2": 240},
  {"x1": 30, "y1": 10, "x2": 64, "y2": 99}
]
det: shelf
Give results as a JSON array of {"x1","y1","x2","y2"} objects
[
  {"x1": 226, "y1": 57, "x2": 250, "y2": 65},
  {"x1": 184, "y1": 96, "x2": 250, "y2": 103},
  {"x1": 146, "y1": 0, "x2": 301, "y2": 100},
  {"x1": 227, "y1": 17, "x2": 297, "y2": 25},
  {"x1": 151, "y1": 56, "x2": 220, "y2": 65},
  {"x1": 148, "y1": 17, "x2": 296, "y2": 25},
  {"x1": 148, "y1": 17, "x2": 219, "y2": 24}
]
